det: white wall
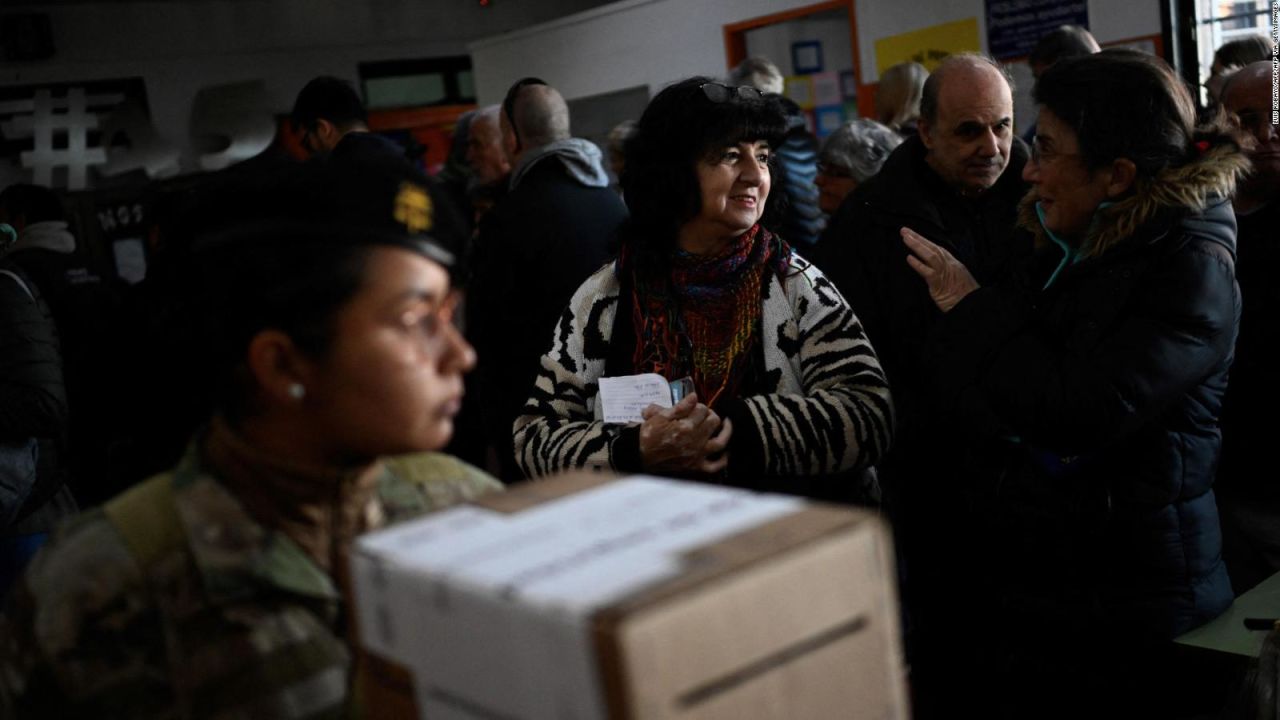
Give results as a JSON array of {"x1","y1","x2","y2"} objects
[
  {"x1": 471, "y1": 0, "x2": 1161, "y2": 100},
  {"x1": 468, "y1": 0, "x2": 833, "y2": 106},
  {"x1": 744, "y1": 11, "x2": 855, "y2": 77},
  {"x1": 469, "y1": 0, "x2": 1162, "y2": 138}
]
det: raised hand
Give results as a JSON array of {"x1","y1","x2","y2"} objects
[{"x1": 902, "y1": 226, "x2": 980, "y2": 312}]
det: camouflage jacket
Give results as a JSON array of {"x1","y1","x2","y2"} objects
[{"x1": 0, "y1": 438, "x2": 500, "y2": 719}]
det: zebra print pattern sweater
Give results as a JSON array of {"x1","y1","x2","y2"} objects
[{"x1": 513, "y1": 254, "x2": 894, "y2": 483}]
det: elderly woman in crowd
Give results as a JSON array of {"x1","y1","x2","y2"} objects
[
  {"x1": 514, "y1": 77, "x2": 892, "y2": 494},
  {"x1": 0, "y1": 155, "x2": 499, "y2": 718},
  {"x1": 814, "y1": 118, "x2": 903, "y2": 216},
  {"x1": 904, "y1": 50, "x2": 1246, "y2": 714},
  {"x1": 808, "y1": 119, "x2": 903, "y2": 279}
]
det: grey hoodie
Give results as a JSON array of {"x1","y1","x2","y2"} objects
[
  {"x1": 509, "y1": 138, "x2": 610, "y2": 191},
  {"x1": 2, "y1": 221, "x2": 76, "y2": 257}
]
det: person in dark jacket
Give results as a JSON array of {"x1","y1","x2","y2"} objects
[
  {"x1": 0, "y1": 229, "x2": 76, "y2": 595},
  {"x1": 467, "y1": 79, "x2": 627, "y2": 481},
  {"x1": 1217, "y1": 61, "x2": 1280, "y2": 593},
  {"x1": 769, "y1": 96, "x2": 824, "y2": 247},
  {"x1": 904, "y1": 50, "x2": 1245, "y2": 716},
  {"x1": 815, "y1": 54, "x2": 1030, "y2": 717},
  {"x1": 0, "y1": 184, "x2": 127, "y2": 507},
  {"x1": 820, "y1": 55, "x2": 1029, "y2": 426},
  {"x1": 291, "y1": 76, "x2": 372, "y2": 158},
  {"x1": 728, "y1": 58, "x2": 823, "y2": 248}
]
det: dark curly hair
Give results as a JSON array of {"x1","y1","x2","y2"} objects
[{"x1": 618, "y1": 76, "x2": 788, "y2": 268}]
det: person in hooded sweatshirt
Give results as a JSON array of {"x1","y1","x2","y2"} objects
[{"x1": 466, "y1": 78, "x2": 627, "y2": 481}]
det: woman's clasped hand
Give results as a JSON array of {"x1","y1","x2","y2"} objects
[{"x1": 637, "y1": 394, "x2": 733, "y2": 475}]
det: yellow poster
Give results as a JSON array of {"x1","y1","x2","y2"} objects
[{"x1": 874, "y1": 18, "x2": 981, "y2": 75}]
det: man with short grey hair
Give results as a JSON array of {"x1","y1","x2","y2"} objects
[
  {"x1": 468, "y1": 78, "x2": 627, "y2": 482},
  {"x1": 464, "y1": 105, "x2": 512, "y2": 223},
  {"x1": 466, "y1": 105, "x2": 511, "y2": 188}
]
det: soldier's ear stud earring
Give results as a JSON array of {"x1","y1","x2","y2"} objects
[{"x1": 287, "y1": 383, "x2": 306, "y2": 400}]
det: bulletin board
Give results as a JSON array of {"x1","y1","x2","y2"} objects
[{"x1": 873, "y1": 18, "x2": 982, "y2": 75}]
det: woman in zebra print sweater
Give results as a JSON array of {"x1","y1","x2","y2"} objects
[{"x1": 513, "y1": 77, "x2": 893, "y2": 493}]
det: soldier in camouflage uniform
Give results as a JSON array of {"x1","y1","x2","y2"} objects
[{"x1": 0, "y1": 147, "x2": 497, "y2": 718}]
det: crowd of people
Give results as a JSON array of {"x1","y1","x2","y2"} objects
[{"x1": 0, "y1": 22, "x2": 1276, "y2": 718}]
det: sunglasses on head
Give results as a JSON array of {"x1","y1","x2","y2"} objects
[
  {"x1": 503, "y1": 77, "x2": 548, "y2": 151},
  {"x1": 699, "y1": 82, "x2": 765, "y2": 103}
]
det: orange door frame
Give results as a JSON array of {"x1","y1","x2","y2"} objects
[{"x1": 723, "y1": 0, "x2": 874, "y2": 118}]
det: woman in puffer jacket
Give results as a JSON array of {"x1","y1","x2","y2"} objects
[{"x1": 903, "y1": 50, "x2": 1247, "y2": 716}]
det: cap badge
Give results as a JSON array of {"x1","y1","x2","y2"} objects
[{"x1": 394, "y1": 182, "x2": 433, "y2": 234}]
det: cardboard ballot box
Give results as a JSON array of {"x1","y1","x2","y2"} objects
[{"x1": 352, "y1": 473, "x2": 907, "y2": 719}]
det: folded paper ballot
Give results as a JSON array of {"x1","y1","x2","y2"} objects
[
  {"x1": 598, "y1": 374, "x2": 695, "y2": 424},
  {"x1": 353, "y1": 473, "x2": 908, "y2": 719}
]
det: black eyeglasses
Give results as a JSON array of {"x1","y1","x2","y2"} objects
[
  {"x1": 816, "y1": 162, "x2": 854, "y2": 179},
  {"x1": 699, "y1": 82, "x2": 765, "y2": 104},
  {"x1": 1030, "y1": 135, "x2": 1080, "y2": 165},
  {"x1": 503, "y1": 77, "x2": 548, "y2": 151}
]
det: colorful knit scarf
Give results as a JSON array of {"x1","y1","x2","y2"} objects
[{"x1": 629, "y1": 224, "x2": 791, "y2": 410}]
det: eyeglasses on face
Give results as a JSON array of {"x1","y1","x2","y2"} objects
[
  {"x1": 816, "y1": 162, "x2": 854, "y2": 179},
  {"x1": 1030, "y1": 135, "x2": 1080, "y2": 165},
  {"x1": 1234, "y1": 109, "x2": 1274, "y2": 136},
  {"x1": 700, "y1": 82, "x2": 765, "y2": 104},
  {"x1": 403, "y1": 291, "x2": 466, "y2": 358}
]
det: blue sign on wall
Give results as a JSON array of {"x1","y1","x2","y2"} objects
[{"x1": 986, "y1": 0, "x2": 1089, "y2": 60}]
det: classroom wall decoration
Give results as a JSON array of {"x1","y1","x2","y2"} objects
[
  {"x1": 874, "y1": 18, "x2": 982, "y2": 75},
  {"x1": 0, "y1": 78, "x2": 175, "y2": 191}
]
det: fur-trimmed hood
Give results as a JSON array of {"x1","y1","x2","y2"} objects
[{"x1": 1018, "y1": 144, "x2": 1250, "y2": 258}]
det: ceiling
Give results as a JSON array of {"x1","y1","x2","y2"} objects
[{"x1": 3, "y1": 0, "x2": 625, "y2": 44}]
